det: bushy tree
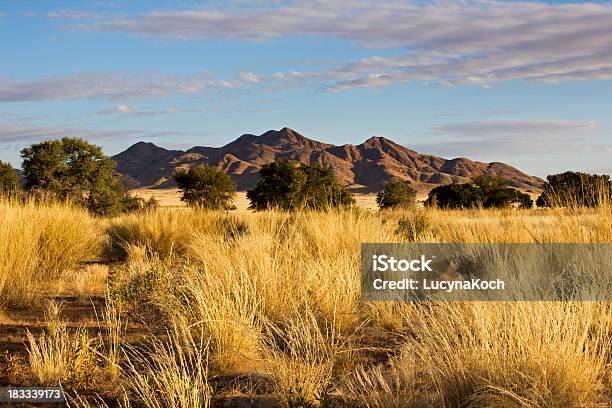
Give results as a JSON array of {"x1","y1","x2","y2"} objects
[
  {"x1": 425, "y1": 183, "x2": 481, "y2": 209},
  {"x1": 0, "y1": 161, "x2": 20, "y2": 193},
  {"x1": 246, "y1": 160, "x2": 300, "y2": 210},
  {"x1": 174, "y1": 164, "x2": 236, "y2": 209},
  {"x1": 21, "y1": 138, "x2": 130, "y2": 215},
  {"x1": 247, "y1": 160, "x2": 354, "y2": 210},
  {"x1": 376, "y1": 178, "x2": 417, "y2": 209},
  {"x1": 294, "y1": 163, "x2": 355, "y2": 209},
  {"x1": 425, "y1": 175, "x2": 533, "y2": 209},
  {"x1": 536, "y1": 171, "x2": 612, "y2": 208},
  {"x1": 473, "y1": 175, "x2": 533, "y2": 209}
]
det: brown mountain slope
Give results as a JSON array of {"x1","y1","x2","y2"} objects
[{"x1": 112, "y1": 127, "x2": 543, "y2": 192}]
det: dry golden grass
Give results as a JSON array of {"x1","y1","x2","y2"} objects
[
  {"x1": 1, "y1": 199, "x2": 610, "y2": 407},
  {"x1": 122, "y1": 325, "x2": 213, "y2": 408},
  {"x1": 338, "y1": 352, "x2": 418, "y2": 408},
  {"x1": 105, "y1": 204, "x2": 610, "y2": 406},
  {"x1": 0, "y1": 198, "x2": 104, "y2": 308},
  {"x1": 402, "y1": 301, "x2": 611, "y2": 407},
  {"x1": 26, "y1": 301, "x2": 98, "y2": 386}
]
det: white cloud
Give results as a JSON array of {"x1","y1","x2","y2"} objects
[
  {"x1": 0, "y1": 71, "x2": 256, "y2": 102},
  {"x1": 73, "y1": 0, "x2": 612, "y2": 89},
  {"x1": 238, "y1": 72, "x2": 262, "y2": 83},
  {"x1": 80, "y1": 1, "x2": 612, "y2": 52},
  {"x1": 98, "y1": 104, "x2": 181, "y2": 116},
  {"x1": 433, "y1": 120, "x2": 602, "y2": 137},
  {"x1": 98, "y1": 104, "x2": 135, "y2": 114},
  {"x1": 47, "y1": 10, "x2": 99, "y2": 20},
  {"x1": 416, "y1": 119, "x2": 605, "y2": 156},
  {"x1": 7, "y1": 1, "x2": 612, "y2": 101},
  {"x1": 0, "y1": 121, "x2": 176, "y2": 144}
]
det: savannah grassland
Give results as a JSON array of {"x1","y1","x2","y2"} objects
[{"x1": 0, "y1": 195, "x2": 610, "y2": 408}]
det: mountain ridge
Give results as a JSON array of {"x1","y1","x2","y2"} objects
[{"x1": 113, "y1": 127, "x2": 543, "y2": 192}]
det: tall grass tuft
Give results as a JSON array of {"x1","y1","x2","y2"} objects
[
  {"x1": 402, "y1": 301, "x2": 611, "y2": 407},
  {"x1": 122, "y1": 326, "x2": 213, "y2": 408},
  {"x1": 0, "y1": 198, "x2": 103, "y2": 307},
  {"x1": 27, "y1": 301, "x2": 99, "y2": 386}
]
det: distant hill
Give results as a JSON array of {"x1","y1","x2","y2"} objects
[{"x1": 112, "y1": 127, "x2": 543, "y2": 192}]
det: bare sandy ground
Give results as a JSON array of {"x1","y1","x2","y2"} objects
[{"x1": 130, "y1": 188, "x2": 402, "y2": 211}]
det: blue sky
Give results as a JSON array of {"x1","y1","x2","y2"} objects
[{"x1": 1, "y1": 0, "x2": 611, "y2": 177}]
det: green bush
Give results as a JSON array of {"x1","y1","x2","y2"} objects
[
  {"x1": 425, "y1": 175, "x2": 533, "y2": 209},
  {"x1": 396, "y1": 211, "x2": 432, "y2": 242},
  {"x1": 247, "y1": 160, "x2": 354, "y2": 210},
  {"x1": 174, "y1": 164, "x2": 236, "y2": 210},
  {"x1": 376, "y1": 178, "x2": 416, "y2": 209},
  {"x1": 425, "y1": 183, "x2": 481, "y2": 209}
]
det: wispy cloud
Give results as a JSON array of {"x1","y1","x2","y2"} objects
[
  {"x1": 98, "y1": 104, "x2": 135, "y2": 114},
  {"x1": 0, "y1": 121, "x2": 177, "y2": 145},
  {"x1": 70, "y1": 0, "x2": 612, "y2": 89},
  {"x1": 8, "y1": 1, "x2": 612, "y2": 101},
  {"x1": 79, "y1": 1, "x2": 612, "y2": 51},
  {"x1": 416, "y1": 120, "x2": 605, "y2": 157},
  {"x1": 97, "y1": 104, "x2": 180, "y2": 116},
  {"x1": 0, "y1": 71, "x2": 257, "y2": 102},
  {"x1": 47, "y1": 10, "x2": 99, "y2": 20},
  {"x1": 433, "y1": 120, "x2": 602, "y2": 138}
]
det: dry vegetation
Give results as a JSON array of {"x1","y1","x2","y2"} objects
[{"x1": 0, "y1": 197, "x2": 610, "y2": 407}]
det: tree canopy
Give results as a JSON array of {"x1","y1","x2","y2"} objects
[
  {"x1": 247, "y1": 160, "x2": 354, "y2": 210},
  {"x1": 174, "y1": 164, "x2": 236, "y2": 209},
  {"x1": 0, "y1": 161, "x2": 20, "y2": 193},
  {"x1": 425, "y1": 175, "x2": 532, "y2": 209},
  {"x1": 536, "y1": 171, "x2": 612, "y2": 208},
  {"x1": 20, "y1": 137, "x2": 134, "y2": 215},
  {"x1": 376, "y1": 178, "x2": 417, "y2": 209}
]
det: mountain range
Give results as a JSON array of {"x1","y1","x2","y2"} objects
[{"x1": 113, "y1": 127, "x2": 543, "y2": 192}]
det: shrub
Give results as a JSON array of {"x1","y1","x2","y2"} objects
[
  {"x1": 426, "y1": 176, "x2": 533, "y2": 209},
  {"x1": 0, "y1": 161, "x2": 20, "y2": 193},
  {"x1": 174, "y1": 164, "x2": 236, "y2": 210},
  {"x1": 536, "y1": 171, "x2": 612, "y2": 208},
  {"x1": 425, "y1": 183, "x2": 481, "y2": 209},
  {"x1": 376, "y1": 178, "x2": 416, "y2": 209},
  {"x1": 120, "y1": 195, "x2": 159, "y2": 213},
  {"x1": 396, "y1": 211, "x2": 432, "y2": 242},
  {"x1": 247, "y1": 160, "x2": 354, "y2": 210}
]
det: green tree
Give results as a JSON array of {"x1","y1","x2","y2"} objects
[
  {"x1": 471, "y1": 174, "x2": 508, "y2": 193},
  {"x1": 294, "y1": 163, "x2": 355, "y2": 209},
  {"x1": 247, "y1": 160, "x2": 354, "y2": 210},
  {"x1": 21, "y1": 138, "x2": 129, "y2": 215},
  {"x1": 472, "y1": 175, "x2": 533, "y2": 209},
  {"x1": 536, "y1": 171, "x2": 612, "y2": 208},
  {"x1": 426, "y1": 179, "x2": 533, "y2": 210},
  {"x1": 0, "y1": 161, "x2": 20, "y2": 193},
  {"x1": 376, "y1": 178, "x2": 417, "y2": 209},
  {"x1": 246, "y1": 160, "x2": 301, "y2": 210},
  {"x1": 425, "y1": 183, "x2": 481, "y2": 209},
  {"x1": 174, "y1": 164, "x2": 236, "y2": 209}
]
